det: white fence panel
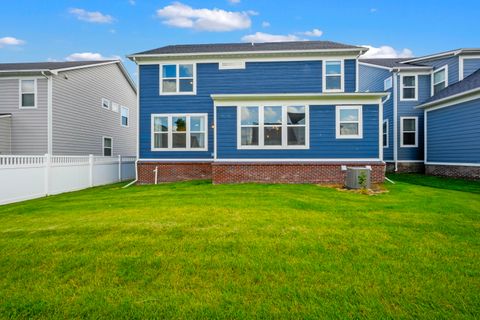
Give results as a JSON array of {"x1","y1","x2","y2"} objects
[{"x1": 0, "y1": 154, "x2": 136, "y2": 205}]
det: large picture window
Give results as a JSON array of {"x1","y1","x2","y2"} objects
[
  {"x1": 151, "y1": 113, "x2": 207, "y2": 151},
  {"x1": 160, "y1": 64, "x2": 195, "y2": 94},
  {"x1": 336, "y1": 106, "x2": 363, "y2": 139},
  {"x1": 238, "y1": 105, "x2": 308, "y2": 149}
]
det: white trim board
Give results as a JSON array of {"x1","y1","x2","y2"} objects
[
  {"x1": 214, "y1": 158, "x2": 383, "y2": 163},
  {"x1": 425, "y1": 162, "x2": 480, "y2": 167}
]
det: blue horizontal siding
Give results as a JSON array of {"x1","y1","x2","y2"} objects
[
  {"x1": 358, "y1": 64, "x2": 391, "y2": 92},
  {"x1": 421, "y1": 56, "x2": 459, "y2": 86},
  {"x1": 426, "y1": 98, "x2": 480, "y2": 163},
  {"x1": 140, "y1": 60, "x2": 358, "y2": 159},
  {"x1": 463, "y1": 58, "x2": 480, "y2": 78},
  {"x1": 216, "y1": 104, "x2": 379, "y2": 159}
]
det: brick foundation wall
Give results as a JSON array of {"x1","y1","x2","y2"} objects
[
  {"x1": 137, "y1": 162, "x2": 212, "y2": 184},
  {"x1": 426, "y1": 164, "x2": 480, "y2": 180},
  {"x1": 212, "y1": 162, "x2": 385, "y2": 184},
  {"x1": 385, "y1": 162, "x2": 425, "y2": 173}
]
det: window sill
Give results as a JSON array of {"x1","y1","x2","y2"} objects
[
  {"x1": 151, "y1": 148, "x2": 208, "y2": 152},
  {"x1": 159, "y1": 92, "x2": 196, "y2": 96},
  {"x1": 237, "y1": 146, "x2": 309, "y2": 150},
  {"x1": 336, "y1": 135, "x2": 363, "y2": 139},
  {"x1": 400, "y1": 145, "x2": 418, "y2": 148}
]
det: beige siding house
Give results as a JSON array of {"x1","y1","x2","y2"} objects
[{"x1": 0, "y1": 61, "x2": 136, "y2": 156}]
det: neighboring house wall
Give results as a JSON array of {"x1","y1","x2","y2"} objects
[
  {"x1": 0, "y1": 116, "x2": 12, "y2": 154},
  {"x1": 420, "y1": 56, "x2": 459, "y2": 86},
  {"x1": 0, "y1": 78, "x2": 48, "y2": 154},
  {"x1": 52, "y1": 63, "x2": 137, "y2": 156},
  {"x1": 462, "y1": 57, "x2": 480, "y2": 79},
  {"x1": 358, "y1": 64, "x2": 390, "y2": 92},
  {"x1": 139, "y1": 60, "x2": 356, "y2": 160}
]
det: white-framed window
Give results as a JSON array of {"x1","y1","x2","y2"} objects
[
  {"x1": 238, "y1": 105, "x2": 309, "y2": 149},
  {"x1": 121, "y1": 106, "x2": 129, "y2": 127},
  {"x1": 160, "y1": 63, "x2": 196, "y2": 95},
  {"x1": 400, "y1": 117, "x2": 418, "y2": 147},
  {"x1": 400, "y1": 75, "x2": 418, "y2": 101},
  {"x1": 19, "y1": 79, "x2": 36, "y2": 108},
  {"x1": 384, "y1": 76, "x2": 393, "y2": 91},
  {"x1": 103, "y1": 137, "x2": 113, "y2": 156},
  {"x1": 111, "y1": 102, "x2": 119, "y2": 113},
  {"x1": 383, "y1": 119, "x2": 389, "y2": 148},
  {"x1": 102, "y1": 98, "x2": 110, "y2": 110},
  {"x1": 323, "y1": 60, "x2": 343, "y2": 92},
  {"x1": 151, "y1": 113, "x2": 207, "y2": 151},
  {"x1": 336, "y1": 106, "x2": 363, "y2": 139},
  {"x1": 432, "y1": 65, "x2": 448, "y2": 95}
]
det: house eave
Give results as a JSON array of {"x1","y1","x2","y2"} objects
[
  {"x1": 416, "y1": 87, "x2": 480, "y2": 109},
  {"x1": 402, "y1": 48, "x2": 480, "y2": 64},
  {"x1": 211, "y1": 92, "x2": 387, "y2": 104}
]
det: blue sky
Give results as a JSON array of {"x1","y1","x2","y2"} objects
[{"x1": 1, "y1": 0, "x2": 479, "y2": 78}]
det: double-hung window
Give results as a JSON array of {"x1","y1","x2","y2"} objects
[
  {"x1": 324, "y1": 60, "x2": 343, "y2": 92},
  {"x1": 238, "y1": 105, "x2": 308, "y2": 149},
  {"x1": 400, "y1": 117, "x2": 418, "y2": 147},
  {"x1": 103, "y1": 137, "x2": 112, "y2": 156},
  {"x1": 432, "y1": 66, "x2": 448, "y2": 95},
  {"x1": 384, "y1": 76, "x2": 393, "y2": 91},
  {"x1": 400, "y1": 75, "x2": 417, "y2": 100},
  {"x1": 102, "y1": 98, "x2": 110, "y2": 110},
  {"x1": 152, "y1": 114, "x2": 207, "y2": 151},
  {"x1": 121, "y1": 106, "x2": 129, "y2": 127},
  {"x1": 160, "y1": 64, "x2": 195, "y2": 94},
  {"x1": 19, "y1": 79, "x2": 36, "y2": 108},
  {"x1": 336, "y1": 106, "x2": 363, "y2": 139},
  {"x1": 383, "y1": 119, "x2": 389, "y2": 148}
]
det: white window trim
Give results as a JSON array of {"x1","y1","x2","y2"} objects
[
  {"x1": 120, "y1": 106, "x2": 129, "y2": 128},
  {"x1": 102, "y1": 98, "x2": 111, "y2": 110},
  {"x1": 236, "y1": 105, "x2": 310, "y2": 150},
  {"x1": 19, "y1": 78, "x2": 37, "y2": 109},
  {"x1": 159, "y1": 63, "x2": 197, "y2": 95},
  {"x1": 431, "y1": 65, "x2": 448, "y2": 96},
  {"x1": 400, "y1": 116, "x2": 418, "y2": 148},
  {"x1": 322, "y1": 60, "x2": 344, "y2": 93},
  {"x1": 384, "y1": 76, "x2": 393, "y2": 91},
  {"x1": 111, "y1": 101, "x2": 119, "y2": 113},
  {"x1": 102, "y1": 136, "x2": 113, "y2": 156},
  {"x1": 400, "y1": 75, "x2": 418, "y2": 101},
  {"x1": 151, "y1": 113, "x2": 208, "y2": 151},
  {"x1": 335, "y1": 105, "x2": 363, "y2": 139},
  {"x1": 383, "y1": 119, "x2": 389, "y2": 148}
]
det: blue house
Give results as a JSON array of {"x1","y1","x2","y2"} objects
[
  {"x1": 359, "y1": 48, "x2": 480, "y2": 178},
  {"x1": 128, "y1": 41, "x2": 387, "y2": 184}
]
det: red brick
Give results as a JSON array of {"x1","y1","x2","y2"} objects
[
  {"x1": 137, "y1": 162, "x2": 212, "y2": 184},
  {"x1": 426, "y1": 164, "x2": 480, "y2": 180}
]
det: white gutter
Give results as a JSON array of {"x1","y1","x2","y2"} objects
[{"x1": 393, "y1": 72, "x2": 399, "y2": 171}]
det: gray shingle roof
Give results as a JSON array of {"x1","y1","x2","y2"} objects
[
  {"x1": 421, "y1": 69, "x2": 480, "y2": 106},
  {"x1": 131, "y1": 41, "x2": 364, "y2": 56},
  {"x1": 360, "y1": 58, "x2": 431, "y2": 69},
  {"x1": 0, "y1": 60, "x2": 117, "y2": 72}
]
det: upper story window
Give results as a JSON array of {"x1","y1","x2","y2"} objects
[
  {"x1": 400, "y1": 75, "x2": 417, "y2": 101},
  {"x1": 336, "y1": 106, "x2": 363, "y2": 139},
  {"x1": 384, "y1": 76, "x2": 393, "y2": 91},
  {"x1": 102, "y1": 98, "x2": 110, "y2": 110},
  {"x1": 432, "y1": 65, "x2": 448, "y2": 95},
  {"x1": 238, "y1": 105, "x2": 308, "y2": 149},
  {"x1": 400, "y1": 117, "x2": 418, "y2": 147},
  {"x1": 383, "y1": 119, "x2": 389, "y2": 148},
  {"x1": 160, "y1": 64, "x2": 195, "y2": 95},
  {"x1": 323, "y1": 60, "x2": 343, "y2": 92},
  {"x1": 151, "y1": 113, "x2": 207, "y2": 151},
  {"x1": 121, "y1": 106, "x2": 129, "y2": 127},
  {"x1": 19, "y1": 79, "x2": 36, "y2": 108}
]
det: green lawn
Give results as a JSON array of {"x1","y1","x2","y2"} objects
[{"x1": 0, "y1": 174, "x2": 479, "y2": 319}]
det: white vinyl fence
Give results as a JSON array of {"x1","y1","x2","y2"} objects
[{"x1": 0, "y1": 154, "x2": 136, "y2": 205}]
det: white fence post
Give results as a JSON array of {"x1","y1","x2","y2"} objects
[
  {"x1": 89, "y1": 154, "x2": 94, "y2": 187},
  {"x1": 118, "y1": 155, "x2": 122, "y2": 182},
  {"x1": 44, "y1": 153, "x2": 50, "y2": 196}
]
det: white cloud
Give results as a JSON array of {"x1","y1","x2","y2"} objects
[
  {"x1": 361, "y1": 45, "x2": 414, "y2": 58},
  {"x1": 0, "y1": 36, "x2": 25, "y2": 48},
  {"x1": 261, "y1": 21, "x2": 270, "y2": 28},
  {"x1": 156, "y1": 2, "x2": 254, "y2": 31},
  {"x1": 69, "y1": 8, "x2": 114, "y2": 24},
  {"x1": 241, "y1": 32, "x2": 304, "y2": 43},
  {"x1": 300, "y1": 28, "x2": 323, "y2": 37},
  {"x1": 65, "y1": 52, "x2": 121, "y2": 61}
]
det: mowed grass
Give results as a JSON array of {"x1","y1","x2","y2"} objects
[{"x1": 0, "y1": 174, "x2": 479, "y2": 319}]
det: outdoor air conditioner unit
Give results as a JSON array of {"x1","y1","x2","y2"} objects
[{"x1": 345, "y1": 167, "x2": 371, "y2": 189}]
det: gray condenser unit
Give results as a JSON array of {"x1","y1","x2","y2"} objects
[{"x1": 345, "y1": 167, "x2": 371, "y2": 189}]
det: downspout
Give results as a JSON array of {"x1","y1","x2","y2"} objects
[
  {"x1": 392, "y1": 71, "x2": 399, "y2": 171},
  {"x1": 41, "y1": 71, "x2": 53, "y2": 155},
  {"x1": 124, "y1": 58, "x2": 140, "y2": 188}
]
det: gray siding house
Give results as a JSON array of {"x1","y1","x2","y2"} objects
[{"x1": 0, "y1": 60, "x2": 137, "y2": 156}]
